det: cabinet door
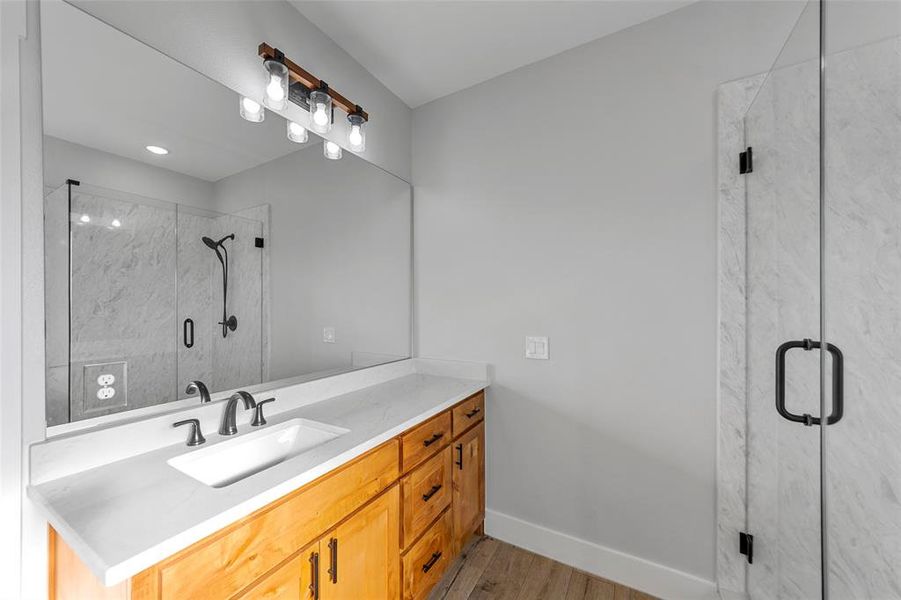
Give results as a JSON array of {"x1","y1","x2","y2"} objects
[
  {"x1": 320, "y1": 485, "x2": 399, "y2": 600},
  {"x1": 452, "y1": 421, "x2": 484, "y2": 552},
  {"x1": 235, "y1": 542, "x2": 319, "y2": 600}
]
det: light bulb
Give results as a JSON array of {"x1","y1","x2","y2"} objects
[
  {"x1": 239, "y1": 96, "x2": 264, "y2": 122},
  {"x1": 313, "y1": 104, "x2": 329, "y2": 126},
  {"x1": 347, "y1": 113, "x2": 366, "y2": 152},
  {"x1": 287, "y1": 121, "x2": 308, "y2": 143},
  {"x1": 323, "y1": 140, "x2": 342, "y2": 160},
  {"x1": 309, "y1": 89, "x2": 332, "y2": 133},
  {"x1": 266, "y1": 76, "x2": 285, "y2": 102},
  {"x1": 349, "y1": 126, "x2": 363, "y2": 147},
  {"x1": 263, "y1": 59, "x2": 288, "y2": 110}
]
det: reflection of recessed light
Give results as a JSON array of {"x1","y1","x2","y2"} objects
[
  {"x1": 145, "y1": 145, "x2": 169, "y2": 155},
  {"x1": 111, "y1": 219, "x2": 121, "y2": 228},
  {"x1": 79, "y1": 214, "x2": 90, "y2": 223}
]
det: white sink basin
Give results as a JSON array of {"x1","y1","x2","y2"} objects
[{"x1": 168, "y1": 418, "x2": 349, "y2": 488}]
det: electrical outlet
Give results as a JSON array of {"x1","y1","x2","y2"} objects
[
  {"x1": 96, "y1": 387, "x2": 116, "y2": 400},
  {"x1": 525, "y1": 336, "x2": 549, "y2": 360},
  {"x1": 323, "y1": 327, "x2": 336, "y2": 343},
  {"x1": 83, "y1": 361, "x2": 127, "y2": 413}
]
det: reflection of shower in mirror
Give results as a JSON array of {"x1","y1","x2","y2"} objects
[{"x1": 202, "y1": 234, "x2": 237, "y2": 338}]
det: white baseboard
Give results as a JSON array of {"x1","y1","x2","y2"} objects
[{"x1": 484, "y1": 509, "x2": 718, "y2": 600}]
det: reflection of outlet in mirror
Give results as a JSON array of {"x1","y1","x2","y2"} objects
[
  {"x1": 96, "y1": 387, "x2": 116, "y2": 400},
  {"x1": 323, "y1": 327, "x2": 336, "y2": 343},
  {"x1": 83, "y1": 361, "x2": 127, "y2": 413}
]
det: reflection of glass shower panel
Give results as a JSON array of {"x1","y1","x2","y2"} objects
[
  {"x1": 176, "y1": 206, "x2": 264, "y2": 399},
  {"x1": 44, "y1": 181, "x2": 265, "y2": 425},
  {"x1": 68, "y1": 185, "x2": 178, "y2": 421}
]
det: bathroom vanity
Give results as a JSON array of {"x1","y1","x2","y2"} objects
[{"x1": 34, "y1": 361, "x2": 487, "y2": 600}]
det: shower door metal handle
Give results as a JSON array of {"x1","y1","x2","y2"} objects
[
  {"x1": 183, "y1": 318, "x2": 194, "y2": 348},
  {"x1": 775, "y1": 339, "x2": 843, "y2": 425}
]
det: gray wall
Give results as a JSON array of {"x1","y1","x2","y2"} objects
[
  {"x1": 214, "y1": 145, "x2": 412, "y2": 381},
  {"x1": 412, "y1": 0, "x2": 808, "y2": 582}
]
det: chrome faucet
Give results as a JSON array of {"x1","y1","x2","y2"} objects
[
  {"x1": 220, "y1": 391, "x2": 256, "y2": 436},
  {"x1": 185, "y1": 380, "x2": 211, "y2": 403}
]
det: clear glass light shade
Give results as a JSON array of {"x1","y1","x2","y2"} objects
[
  {"x1": 323, "y1": 140, "x2": 342, "y2": 160},
  {"x1": 347, "y1": 114, "x2": 366, "y2": 152},
  {"x1": 287, "y1": 121, "x2": 308, "y2": 143},
  {"x1": 309, "y1": 89, "x2": 332, "y2": 134},
  {"x1": 263, "y1": 60, "x2": 288, "y2": 110},
  {"x1": 239, "y1": 96, "x2": 265, "y2": 122}
]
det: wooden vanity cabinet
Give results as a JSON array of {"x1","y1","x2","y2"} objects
[{"x1": 50, "y1": 390, "x2": 486, "y2": 600}]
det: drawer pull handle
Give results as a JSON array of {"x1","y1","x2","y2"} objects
[
  {"x1": 422, "y1": 484, "x2": 443, "y2": 502},
  {"x1": 465, "y1": 407, "x2": 481, "y2": 418},
  {"x1": 328, "y1": 537, "x2": 338, "y2": 584},
  {"x1": 309, "y1": 551, "x2": 320, "y2": 599},
  {"x1": 422, "y1": 551, "x2": 443, "y2": 573},
  {"x1": 455, "y1": 443, "x2": 464, "y2": 470},
  {"x1": 423, "y1": 432, "x2": 444, "y2": 447}
]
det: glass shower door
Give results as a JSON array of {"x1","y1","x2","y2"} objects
[
  {"x1": 822, "y1": 3, "x2": 901, "y2": 597},
  {"x1": 744, "y1": 2, "x2": 825, "y2": 598}
]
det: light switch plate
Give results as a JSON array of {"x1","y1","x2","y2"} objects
[
  {"x1": 323, "y1": 327, "x2": 336, "y2": 343},
  {"x1": 525, "y1": 336, "x2": 549, "y2": 360}
]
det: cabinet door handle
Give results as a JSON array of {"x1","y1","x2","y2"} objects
[
  {"x1": 455, "y1": 443, "x2": 464, "y2": 470},
  {"x1": 422, "y1": 484, "x2": 443, "y2": 502},
  {"x1": 423, "y1": 432, "x2": 444, "y2": 447},
  {"x1": 465, "y1": 407, "x2": 481, "y2": 418},
  {"x1": 309, "y1": 551, "x2": 320, "y2": 599},
  {"x1": 422, "y1": 551, "x2": 443, "y2": 573},
  {"x1": 328, "y1": 537, "x2": 338, "y2": 584}
]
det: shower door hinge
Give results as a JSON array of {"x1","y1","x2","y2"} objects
[
  {"x1": 739, "y1": 531, "x2": 754, "y2": 564},
  {"x1": 255, "y1": 237, "x2": 264, "y2": 248},
  {"x1": 739, "y1": 147, "x2": 753, "y2": 174}
]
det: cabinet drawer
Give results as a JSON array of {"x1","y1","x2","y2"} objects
[
  {"x1": 401, "y1": 411, "x2": 451, "y2": 473},
  {"x1": 452, "y1": 391, "x2": 484, "y2": 438},
  {"x1": 156, "y1": 440, "x2": 399, "y2": 600},
  {"x1": 401, "y1": 446, "x2": 452, "y2": 548},
  {"x1": 402, "y1": 509, "x2": 453, "y2": 600}
]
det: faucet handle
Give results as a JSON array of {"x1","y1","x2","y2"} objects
[
  {"x1": 251, "y1": 398, "x2": 275, "y2": 427},
  {"x1": 174, "y1": 418, "x2": 206, "y2": 446},
  {"x1": 185, "y1": 380, "x2": 211, "y2": 403}
]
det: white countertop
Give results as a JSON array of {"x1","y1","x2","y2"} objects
[{"x1": 28, "y1": 364, "x2": 487, "y2": 586}]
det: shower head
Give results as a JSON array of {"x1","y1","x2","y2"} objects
[{"x1": 202, "y1": 236, "x2": 219, "y2": 250}]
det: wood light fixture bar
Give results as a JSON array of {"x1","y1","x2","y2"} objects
[{"x1": 258, "y1": 42, "x2": 369, "y2": 121}]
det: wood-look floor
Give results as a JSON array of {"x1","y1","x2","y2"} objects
[{"x1": 429, "y1": 536, "x2": 658, "y2": 600}]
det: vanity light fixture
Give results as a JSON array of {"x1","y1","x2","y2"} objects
[
  {"x1": 145, "y1": 145, "x2": 169, "y2": 155},
  {"x1": 287, "y1": 121, "x2": 308, "y2": 143},
  {"x1": 239, "y1": 96, "x2": 265, "y2": 122},
  {"x1": 263, "y1": 58, "x2": 288, "y2": 110},
  {"x1": 323, "y1": 140, "x2": 342, "y2": 160},
  {"x1": 257, "y1": 43, "x2": 369, "y2": 148}
]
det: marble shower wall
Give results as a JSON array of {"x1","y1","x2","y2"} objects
[
  {"x1": 718, "y1": 35, "x2": 901, "y2": 600},
  {"x1": 47, "y1": 184, "x2": 265, "y2": 424}
]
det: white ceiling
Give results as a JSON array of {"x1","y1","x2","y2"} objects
[
  {"x1": 41, "y1": 1, "x2": 315, "y2": 183},
  {"x1": 291, "y1": 1, "x2": 695, "y2": 108}
]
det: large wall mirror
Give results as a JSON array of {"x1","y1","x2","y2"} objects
[{"x1": 42, "y1": 1, "x2": 412, "y2": 427}]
